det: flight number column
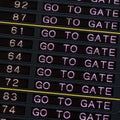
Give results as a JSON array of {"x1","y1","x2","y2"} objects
[{"x1": 0, "y1": 0, "x2": 37, "y2": 119}]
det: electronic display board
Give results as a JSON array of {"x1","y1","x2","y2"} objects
[{"x1": 0, "y1": 0, "x2": 120, "y2": 120}]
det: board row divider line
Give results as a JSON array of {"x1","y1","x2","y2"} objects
[
  {"x1": 0, "y1": 21, "x2": 120, "y2": 35},
  {"x1": 0, "y1": 87, "x2": 120, "y2": 101}
]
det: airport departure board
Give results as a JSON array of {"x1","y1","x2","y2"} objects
[{"x1": 0, "y1": 0, "x2": 120, "y2": 120}]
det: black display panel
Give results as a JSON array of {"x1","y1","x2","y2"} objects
[{"x1": 0, "y1": 0, "x2": 120, "y2": 120}]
